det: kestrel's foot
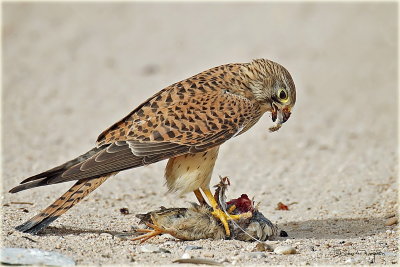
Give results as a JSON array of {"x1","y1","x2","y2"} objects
[
  {"x1": 131, "y1": 223, "x2": 172, "y2": 243},
  {"x1": 201, "y1": 188, "x2": 252, "y2": 236},
  {"x1": 227, "y1": 204, "x2": 237, "y2": 214}
]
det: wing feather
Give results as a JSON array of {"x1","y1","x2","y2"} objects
[{"x1": 96, "y1": 63, "x2": 260, "y2": 149}]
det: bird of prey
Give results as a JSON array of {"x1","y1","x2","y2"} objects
[{"x1": 9, "y1": 58, "x2": 296, "y2": 236}]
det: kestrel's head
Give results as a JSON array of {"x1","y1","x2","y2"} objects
[{"x1": 242, "y1": 59, "x2": 296, "y2": 129}]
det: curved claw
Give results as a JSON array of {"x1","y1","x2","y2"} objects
[{"x1": 211, "y1": 208, "x2": 231, "y2": 236}]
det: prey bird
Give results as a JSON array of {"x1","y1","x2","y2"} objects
[
  {"x1": 132, "y1": 177, "x2": 278, "y2": 242},
  {"x1": 9, "y1": 59, "x2": 296, "y2": 235}
]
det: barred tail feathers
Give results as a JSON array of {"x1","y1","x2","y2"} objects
[{"x1": 15, "y1": 174, "x2": 112, "y2": 234}]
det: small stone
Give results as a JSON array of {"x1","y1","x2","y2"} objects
[
  {"x1": 181, "y1": 253, "x2": 191, "y2": 259},
  {"x1": 299, "y1": 225, "x2": 313, "y2": 231},
  {"x1": 274, "y1": 246, "x2": 296, "y2": 255},
  {"x1": 385, "y1": 217, "x2": 398, "y2": 226},
  {"x1": 140, "y1": 244, "x2": 170, "y2": 253},
  {"x1": 345, "y1": 258, "x2": 356, "y2": 264},
  {"x1": 383, "y1": 252, "x2": 397, "y2": 257},
  {"x1": 99, "y1": 233, "x2": 112, "y2": 239},
  {"x1": 219, "y1": 257, "x2": 229, "y2": 263},
  {"x1": 248, "y1": 252, "x2": 266, "y2": 258},
  {"x1": 184, "y1": 245, "x2": 203, "y2": 251},
  {"x1": 0, "y1": 248, "x2": 75, "y2": 266},
  {"x1": 203, "y1": 252, "x2": 214, "y2": 258},
  {"x1": 252, "y1": 243, "x2": 273, "y2": 252},
  {"x1": 120, "y1": 208, "x2": 129, "y2": 215},
  {"x1": 279, "y1": 230, "x2": 288, "y2": 237}
]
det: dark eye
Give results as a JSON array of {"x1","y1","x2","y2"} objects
[{"x1": 277, "y1": 89, "x2": 289, "y2": 103}]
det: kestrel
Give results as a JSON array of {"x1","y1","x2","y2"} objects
[{"x1": 10, "y1": 58, "x2": 296, "y2": 236}]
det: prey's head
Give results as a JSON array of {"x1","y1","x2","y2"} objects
[{"x1": 242, "y1": 59, "x2": 296, "y2": 131}]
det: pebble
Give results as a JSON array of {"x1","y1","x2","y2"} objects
[
  {"x1": 383, "y1": 251, "x2": 397, "y2": 257},
  {"x1": 279, "y1": 230, "x2": 289, "y2": 237},
  {"x1": 274, "y1": 246, "x2": 297, "y2": 255},
  {"x1": 140, "y1": 244, "x2": 170, "y2": 253},
  {"x1": 0, "y1": 248, "x2": 75, "y2": 266},
  {"x1": 385, "y1": 217, "x2": 398, "y2": 226},
  {"x1": 203, "y1": 252, "x2": 214, "y2": 258},
  {"x1": 345, "y1": 258, "x2": 357, "y2": 264},
  {"x1": 99, "y1": 233, "x2": 113, "y2": 239},
  {"x1": 252, "y1": 243, "x2": 274, "y2": 252},
  {"x1": 181, "y1": 252, "x2": 191, "y2": 259},
  {"x1": 248, "y1": 252, "x2": 266, "y2": 258},
  {"x1": 119, "y1": 208, "x2": 129, "y2": 215},
  {"x1": 299, "y1": 225, "x2": 313, "y2": 231},
  {"x1": 219, "y1": 257, "x2": 229, "y2": 263},
  {"x1": 185, "y1": 245, "x2": 203, "y2": 251}
]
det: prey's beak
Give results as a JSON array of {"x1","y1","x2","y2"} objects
[
  {"x1": 281, "y1": 107, "x2": 291, "y2": 124},
  {"x1": 269, "y1": 104, "x2": 291, "y2": 132},
  {"x1": 271, "y1": 105, "x2": 291, "y2": 124}
]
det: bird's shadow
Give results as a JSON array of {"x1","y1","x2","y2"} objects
[
  {"x1": 34, "y1": 216, "x2": 390, "y2": 240},
  {"x1": 36, "y1": 226, "x2": 130, "y2": 237},
  {"x1": 277, "y1": 217, "x2": 390, "y2": 240}
]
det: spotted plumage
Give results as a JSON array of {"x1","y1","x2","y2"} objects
[{"x1": 10, "y1": 59, "x2": 296, "y2": 235}]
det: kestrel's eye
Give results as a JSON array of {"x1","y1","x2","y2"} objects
[{"x1": 277, "y1": 88, "x2": 289, "y2": 103}]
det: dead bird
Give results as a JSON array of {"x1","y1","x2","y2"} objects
[{"x1": 132, "y1": 178, "x2": 278, "y2": 242}]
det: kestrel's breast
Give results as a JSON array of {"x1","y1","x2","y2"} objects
[{"x1": 164, "y1": 146, "x2": 220, "y2": 194}]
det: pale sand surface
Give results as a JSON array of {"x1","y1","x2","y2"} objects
[{"x1": 2, "y1": 2, "x2": 398, "y2": 265}]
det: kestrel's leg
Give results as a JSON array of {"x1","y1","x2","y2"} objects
[
  {"x1": 201, "y1": 187, "x2": 252, "y2": 236},
  {"x1": 193, "y1": 189, "x2": 207, "y2": 205}
]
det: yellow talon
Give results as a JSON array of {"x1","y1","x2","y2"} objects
[
  {"x1": 211, "y1": 207, "x2": 231, "y2": 236},
  {"x1": 226, "y1": 211, "x2": 252, "y2": 220},
  {"x1": 227, "y1": 204, "x2": 237, "y2": 214},
  {"x1": 201, "y1": 187, "x2": 252, "y2": 237}
]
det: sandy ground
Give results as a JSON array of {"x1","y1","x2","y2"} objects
[{"x1": 2, "y1": 2, "x2": 398, "y2": 266}]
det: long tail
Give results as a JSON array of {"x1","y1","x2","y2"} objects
[{"x1": 15, "y1": 174, "x2": 113, "y2": 234}]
